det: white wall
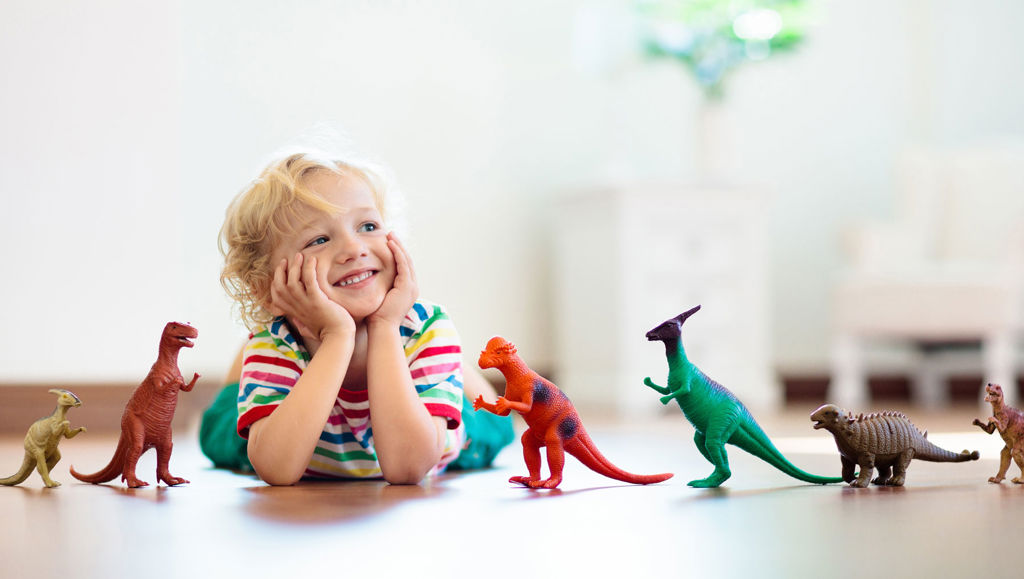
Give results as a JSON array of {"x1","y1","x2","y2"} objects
[
  {"x1": 1, "y1": 0, "x2": 1022, "y2": 384},
  {"x1": 0, "y1": 1, "x2": 183, "y2": 381}
]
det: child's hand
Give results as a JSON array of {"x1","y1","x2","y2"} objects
[
  {"x1": 368, "y1": 232, "x2": 419, "y2": 327},
  {"x1": 270, "y1": 252, "x2": 355, "y2": 342}
]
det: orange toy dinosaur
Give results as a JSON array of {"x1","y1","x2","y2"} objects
[
  {"x1": 473, "y1": 336, "x2": 673, "y2": 489},
  {"x1": 71, "y1": 322, "x2": 200, "y2": 488}
]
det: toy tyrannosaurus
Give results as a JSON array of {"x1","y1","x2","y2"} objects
[
  {"x1": 644, "y1": 305, "x2": 842, "y2": 488},
  {"x1": 812, "y1": 403, "x2": 979, "y2": 487},
  {"x1": 473, "y1": 336, "x2": 673, "y2": 489},
  {"x1": 71, "y1": 322, "x2": 200, "y2": 488},
  {"x1": 0, "y1": 389, "x2": 86, "y2": 488},
  {"x1": 973, "y1": 383, "x2": 1024, "y2": 484}
]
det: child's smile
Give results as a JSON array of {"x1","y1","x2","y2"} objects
[{"x1": 335, "y1": 269, "x2": 376, "y2": 287}]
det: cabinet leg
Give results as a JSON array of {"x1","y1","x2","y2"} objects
[{"x1": 830, "y1": 333, "x2": 868, "y2": 409}]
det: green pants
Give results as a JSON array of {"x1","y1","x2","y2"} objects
[
  {"x1": 198, "y1": 383, "x2": 254, "y2": 472},
  {"x1": 198, "y1": 383, "x2": 514, "y2": 472}
]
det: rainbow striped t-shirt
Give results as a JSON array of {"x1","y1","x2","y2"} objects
[{"x1": 236, "y1": 300, "x2": 465, "y2": 479}]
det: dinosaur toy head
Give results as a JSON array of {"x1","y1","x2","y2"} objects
[
  {"x1": 810, "y1": 403, "x2": 854, "y2": 432},
  {"x1": 984, "y1": 383, "x2": 1004, "y2": 405},
  {"x1": 645, "y1": 305, "x2": 701, "y2": 342},
  {"x1": 479, "y1": 336, "x2": 517, "y2": 369},
  {"x1": 162, "y1": 322, "x2": 199, "y2": 349},
  {"x1": 49, "y1": 389, "x2": 82, "y2": 408}
]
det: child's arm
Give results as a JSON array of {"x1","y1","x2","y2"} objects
[
  {"x1": 366, "y1": 234, "x2": 448, "y2": 484},
  {"x1": 247, "y1": 253, "x2": 357, "y2": 486}
]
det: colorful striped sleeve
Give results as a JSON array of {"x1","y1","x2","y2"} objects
[
  {"x1": 403, "y1": 301, "x2": 464, "y2": 429},
  {"x1": 236, "y1": 319, "x2": 309, "y2": 438}
]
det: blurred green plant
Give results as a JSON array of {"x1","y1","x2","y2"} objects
[{"x1": 636, "y1": 0, "x2": 814, "y2": 100}]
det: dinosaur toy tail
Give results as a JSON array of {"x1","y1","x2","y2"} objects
[
  {"x1": 734, "y1": 425, "x2": 844, "y2": 485},
  {"x1": 917, "y1": 445, "x2": 980, "y2": 463},
  {"x1": 0, "y1": 455, "x2": 34, "y2": 486},
  {"x1": 70, "y1": 433, "x2": 129, "y2": 484},
  {"x1": 566, "y1": 433, "x2": 673, "y2": 485}
]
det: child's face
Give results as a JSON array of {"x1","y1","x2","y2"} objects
[{"x1": 268, "y1": 170, "x2": 396, "y2": 323}]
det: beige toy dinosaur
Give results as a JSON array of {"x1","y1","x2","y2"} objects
[{"x1": 0, "y1": 389, "x2": 87, "y2": 488}]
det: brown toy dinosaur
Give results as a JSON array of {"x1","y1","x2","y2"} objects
[
  {"x1": 972, "y1": 383, "x2": 1024, "y2": 484},
  {"x1": 473, "y1": 336, "x2": 673, "y2": 489},
  {"x1": 0, "y1": 389, "x2": 86, "y2": 488},
  {"x1": 811, "y1": 403, "x2": 979, "y2": 487},
  {"x1": 70, "y1": 322, "x2": 199, "y2": 488}
]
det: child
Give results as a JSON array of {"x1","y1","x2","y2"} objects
[{"x1": 199, "y1": 150, "x2": 513, "y2": 485}]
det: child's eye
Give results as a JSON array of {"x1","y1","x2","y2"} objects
[
  {"x1": 305, "y1": 236, "x2": 329, "y2": 248},
  {"x1": 358, "y1": 222, "x2": 379, "y2": 233}
]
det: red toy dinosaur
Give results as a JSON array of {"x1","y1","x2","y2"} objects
[
  {"x1": 473, "y1": 336, "x2": 673, "y2": 489},
  {"x1": 71, "y1": 322, "x2": 200, "y2": 488}
]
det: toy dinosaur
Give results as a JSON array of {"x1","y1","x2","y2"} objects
[
  {"x1": 644, "y1": 305, "x2": 842, "y2": 488},
  {"x1": 811, "y1": 403, "x2": 979, "y2": 487},
  {"x1": 972, "y1": 383, "x2": 1024, "y2": 484},
  {"x1": 473, "y1": 336, "x2": 673, "y2": 489},
  {"x1": 0, "y1": 389, "x2": 86, "y2": 488},
  {"x1": 71, "y1": 322, "x2": 200, "y2": 488}
]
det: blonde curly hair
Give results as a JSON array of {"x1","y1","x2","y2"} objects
[{"x1": 220, "y1": 151, "x2": 390, "y2": 330}]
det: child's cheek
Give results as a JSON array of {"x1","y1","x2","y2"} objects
[{"x1": 380, "y1": 265, "x2": 397, "y2": 290}]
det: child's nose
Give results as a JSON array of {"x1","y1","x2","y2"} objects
[{"x1": 334, "y1": 231, "x2": 368, "y2": 262}]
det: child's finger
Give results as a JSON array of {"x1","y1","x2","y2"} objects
[
  {"x1": 273, "y1": 257, "x2": 289, "y2": 286},
  {"x1": 301, "y1": 255, "x2": 319, "y2": 297},
  {"x1": 269, "y1": 258, "x2": 292, "y2": 311},
  {"x1": 389, "y1": 235, "x2": 417, "y2": 285},
  {"x1": 288, "y1": 253, "x2": 305, "y2": 291}
]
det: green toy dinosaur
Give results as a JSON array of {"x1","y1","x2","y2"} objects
[
  {"x1": 0, "y1": 389, "x2": 86, "y2": 488},
  {"x1": 643, "y1": 305, "x2": 842, "y2": 488}
]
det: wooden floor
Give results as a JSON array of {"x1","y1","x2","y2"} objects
[{"x1": 1, "y1": 403, "x2": 1020, "y2": 578}]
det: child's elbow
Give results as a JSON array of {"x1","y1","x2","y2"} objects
[
  {"x1": 250, "y1": 452, "x2": 305, "y2": 486},
  {"x1": 259, "y1": 470, "x2": 303, "y2": 486},
  {"x1": 381, "y1": 463, "x2": 432, "y2": 485},
  {"x1": 380, "y1": 452, "x2": 441, "y2": 485}
]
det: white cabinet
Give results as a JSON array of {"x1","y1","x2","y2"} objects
[{"x1": 552, "y1": 185, "x2": 776, "y2": 417}]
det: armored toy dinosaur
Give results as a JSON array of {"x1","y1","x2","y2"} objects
[
  {"x1": 644, "y1": 305, "x2": 842, "y2": 488},
  {"x1": 473, "y1": 336, "x2": 673, "y2": 489},
  {"x1": 812, "y1": 403, "x2": 979, "y2": 487},
  {"x1": 71, "y1": 322, "x2": 200, "y2": 488},
  {"x1": 0, "y1": 389, "x2": 86, "y2": 488},
  {"x1": 972, "y1": 383, "x2": 1024, "y2": 484}
]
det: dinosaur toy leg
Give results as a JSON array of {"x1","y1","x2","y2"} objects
[
  {"x1": 840, "y1": 457, "x2": 857, "y2": 483},
  {"x1": 872, "y1": 464, "x2": 892, "y2": 486},
  {"x1": 690, "y1": 417, "x2": 740, "y2": 488},
  {"x1": 692, "y1": 431, "x2": 712, "y2": 464},
  {"x1": 121, "y1": 428, "x2": 149, "y2": 488},
  {"x1": 29, "y1": 449, "x2": 60, "y2": 488},
  {"x1": 888, "y1": 450, "x2": 914, "y2": 486},
  {"x1": 532, "y1": 431, "x2": 568, "y2": 489},
  {"x1": 155, "y1": 439, "x2": 188, "y2": 486},
  {"x1": 510, "y1": 430, "x2": 543, "y2": 487},
  {"x1": 39, "y1": 449, "x2": 62, "y2": 488},
  {"x1": 991, "y1": 447, "x2": 1011, "y2": 483},
  {"x1": 1011, "y1": 448, "x2": 1024, "y2": 484},
  {"x1": 853, "y1": 455, "x2": 876, "y2": 488}
]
